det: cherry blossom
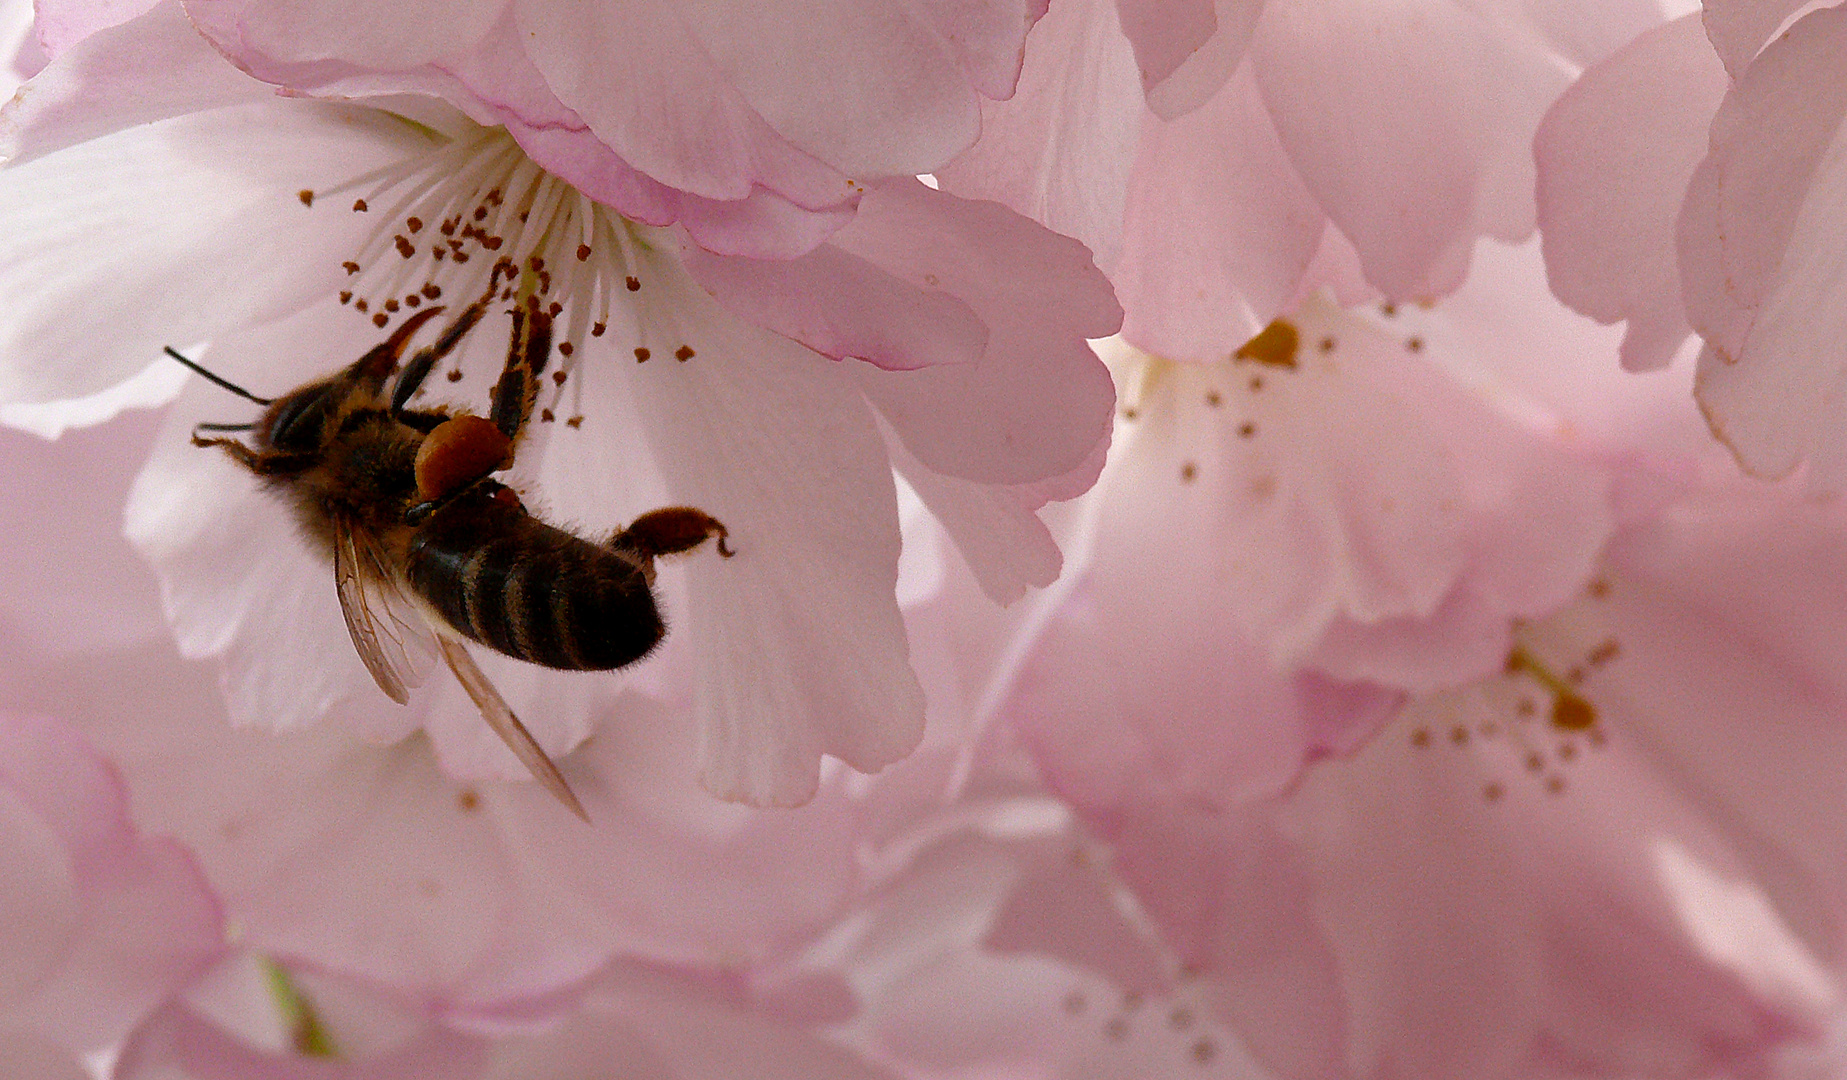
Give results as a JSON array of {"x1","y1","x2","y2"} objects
[
  {"x1": 0, "y1": 712, "x2": 223, "y2": 1063},
  {"x1": 981, "y1": 470, "x2": 1847, "y2": 1080},
  {"x1": 0, "y1": 1, "x2": 1119, "y2": 806},
  {"x1": 1536, "y1": 3, "x2": 1847, "y2": 491},
  {"x1": 940, "y1": 0, "x2": 1667, "y2": 356}
]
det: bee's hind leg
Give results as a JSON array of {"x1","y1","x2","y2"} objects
[{"x1": 612, "y1": 508, "x2": 734, "y2": 564}]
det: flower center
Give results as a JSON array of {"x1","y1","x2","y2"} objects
[{"x1": 299, "y1": 125, "x2": 691, "y2": 427}]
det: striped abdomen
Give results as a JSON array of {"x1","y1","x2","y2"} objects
[{"x1": 405, "y1": 485, "x2": 665, "y2": 671}]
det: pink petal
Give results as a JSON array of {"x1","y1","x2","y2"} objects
[
  {"x1": 115, "y1": 968, "x2": 489, "y2": 1080},
  {"x1": 671, "y1": 0, "x2": 1007, "y2": 175},
  {"x1": 1115, "y1": 64, "x2": 1324, "y2": 359},
  {"x1": 839, "y1": 180, "x2": 1120, "y2": 488},
  {"x1": 1682, "y1": 5, "x2": 1847, "y2": 485},
  {"x1": 33, "y1": 0, "x2": 161, "y2": 58},
  {"x1": 935, "y1": 0, "x2": 1144, "y2": 269},
  {"x1": 0, "y1": 94, "x2": 437, "y2": 405},
  {"x1": 1536, "y1": 15, "x2": 1728, "y2": 371},
  {"x1": 1701, "y1": 0, "x2": 1814, "y2": 77},
  {"x1": 0, "y1": 416, "x2": 169, "y2": 656},
  {"x1": 680, "y1": 239, "x2": 991, "y2": 372},
  {"x1": 513, "y1": 0, "x2": 857, "y2": 205},
  {"x1": 1117, "y1": 0, "x2": 1262, "y2": 119},
  {"x1": 188, "y1": 0, "x2": 506, "y2": 70},
  {"x1": 585, "y1": 246, "x2": 926, "y2": 805},
  {"x1": 886, "y1": 436, "x2": 1063, "y2": 606},
  {"x1": 0, "y1": 1, "x2": 270, "y2": 168},
  {"x1": 1249, "y1": 0, "x2": 1568, "y2": 299},
  {"x1": 0, "y1": 1032, "x2": 88, "y2": 1080},
  {"x1": 0, "y1": 715, "x2": 223, "y2": 1053}
]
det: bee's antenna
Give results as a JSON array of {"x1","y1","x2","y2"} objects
[
  {"x1": 191, "y1": 422, "x2": 256, "y2": 432},
  {"x1": 163, "y1": 347, "x2": 274, "y2": 406}
]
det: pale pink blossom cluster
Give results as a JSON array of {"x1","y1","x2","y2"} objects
[{"x1": 2, "y1": 0, "x2": 1846, "y2": 1076}]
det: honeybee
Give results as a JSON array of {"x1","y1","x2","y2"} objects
[{"x1": 169, "y1": 264, "x2": 732, "y2": 820}]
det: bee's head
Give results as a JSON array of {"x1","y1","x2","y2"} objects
[{"x1": 256, "y1": 377, "x2": 346, "y2": 454}]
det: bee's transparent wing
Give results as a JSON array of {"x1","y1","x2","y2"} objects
[
  {"x1": 435, "y1": 633, "x2": 589, "y2": 822},
  {"x1": 333, "y1": 521, "x2": 438, "y2": 705}
]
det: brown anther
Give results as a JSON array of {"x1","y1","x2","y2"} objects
[
  {"x1": 540, "y1": 409, "x2": 555, "y2": 422},
  {"x1": 406, "y1": 216, "x2": 423, "y2": 233},
  {"x1": 1238, "y1": 421, "x2": 1256, "y2": 438},
  {"x1": 440, "y1": 219, "x2": 457, "y2": 236},
  {"x1": 486, "y1": 188, "x2": 502, "y2": 205},
  {"x1": 576, "y1": 244, "x2": 592, "y2": 261},
  {"x1": 1319, "y1": 336, "x2": 1337, "y2": 352},
  {"x1": 1409, "y1": 728, "x2": 1430, "y2": 747},
  {"x1": 591, "y1": 322, "x2": 607, "y2": 337},
  {"x1": 634, "y1": 347, "x2": 651, "y2": 362},
  {"x1": 422, "y1": 284, "x2": 442, "y2": 299},
  {"x1": 457, "y1": 788, "x2": 480, "y2": 812},
  {"x1": 1205, "y1": 390, "x2": 1222, "y2": 407},
  {"x1": 1234, "y1": 318, "x2": 1300, "y2": 369},
  {"x1": 1249, "y1": 376, "x2": 1264, "y2": 391},
  {"x1": 1180, "y1": 462, "x2": 1197, "y2": 482},
  {"x1": 1406, "y1": 336, "x2": 1425, "y2": 353},
  {"x1": 1380, "y1": 301, "x2": 1397, "y2": 317},
  {"x1": 528, "y1": 256, "x2": 546, "y2": 272},
  {"x1": 1449, "y1": 725, "x2": 1469, "y2": 745},
  {"x1": 298, "y1": 189, "x2": 315, "y2": 207},
  {"x1": 383, "y1": 298, "x2": 400, "y2": 313},
  {"x1": 482, "y1": 235, "x2": 503, "y2": 250},
  {"x1": 1545, "y1": 776, "x2": 1566, "y2": 795},
  {"x1": 338, "y1": 291, "x2": 353, "y2": 304},
  {"x1": 674, "y1": 345, "x2": 695, "y2": 362},
  {"x1": 625, "y1": 276, "x2": 641, "y2": 292},
  {"x1": 473, "y1": 206, "x2": 488, "y2": 221},
  {"x1": 446, "y1": 370, "x2": 463, "y2": 382},
  {"x1": 558, "y1": 341, "x2": 574, "y2": 357},
  {"x1": 539, "y1": 272, "x2": 553, "y2": 293},
  {"x1": 566, "y1": 415, "x2": 584, "y2": 428},
  {"x1": 342, "y1": 261, "x2": 360, "y2": 275},
  {"x1": 432, "y1": 248, "x2": 447, "y2": 261},
  {"x1": 354, "y1": 298, "x2": 369, "y2": 312},
  {"x1": 1483, "y1": 781, "x2": 1505, "y2": 802},
  {"x1": 452, "y1": 252, "x2": 470, "y2": 264},
  {"x1": 404, "y1": 294, "x2": 421, "y2": 308},
  {"x1": 547, "y1": 301, "x2": 562, "y2": 317},
  {"x1": 352, "y1": 198, "x2": 369, "y2": 212},
  {"x1": 1122, "y1": 407, "x2": 1139, "y2": 421},
  {"x1": 372, "y1": 312, "x2": 389, "y2": 327},
  {"x1": 552, "y1": 371, "x2": 568, "y2": 385}
]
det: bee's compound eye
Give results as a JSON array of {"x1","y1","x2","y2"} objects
[{"x1": 263, "y1": 384, "x2": 336, "y2": 453}]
